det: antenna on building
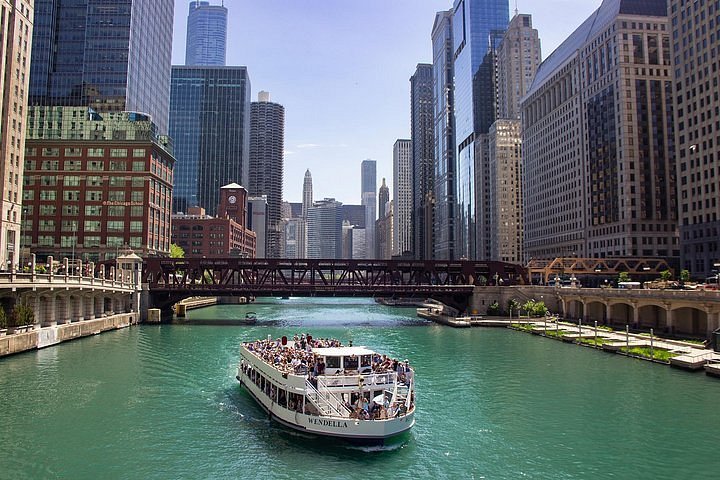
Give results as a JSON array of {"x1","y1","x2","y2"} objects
[{"x1": 514, "y1": 0, "x2": 519, "y2": 16}]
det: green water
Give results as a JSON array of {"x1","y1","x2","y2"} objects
[{"x1": 1, "y1": 297, "x2": 719, "y2": 479}]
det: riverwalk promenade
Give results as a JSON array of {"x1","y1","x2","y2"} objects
[{"x1": 418, "y1": 307, "x2": 720, "y2": 377}]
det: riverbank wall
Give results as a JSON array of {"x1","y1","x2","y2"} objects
[{"x1": 0, "y1": 312, "x2": 138, "y2": 358}]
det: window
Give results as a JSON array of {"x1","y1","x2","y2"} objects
[
  {"x1": 130, "y1": 221, "x2": 143, "y2": 232},
  {"x1": 131, "y1": 191, "x2": 143, "y2": 202},
  {"x1": 110, "y1": 161, "x2": 126, "y2": 171},
  {"x1": 107, "y1": 221, "x2": 125, "y2": 231},
  {"x1": 62, "y1": 205, "x2": 79, "y2": 216},
  {"x1": 61, "y1": 220, "x2": 78, "y2": 232},
  {"x1": 86, "y1": 191, "x2": 103, "y2": 201},
  {"x1": 64, "y1": 148, "x2": 82, "y2": 157},
  {"x1": 41, "y1": 175, "x2": 57, "y2": 186},
  {"x1": 110, "y1": 148, "x2": 127, "y2": 158},
  {"x1": 60, "y1": 236, "x2": 77, "y2": 248},
  {"x1": 41, "y1": 160, "x2": 58, "y2": 170},
  {"x1": 133, "y1": 149, "x2": 145, "y2": 157},
  {"x1": 107, "y1": 236, "x2": 124, "y2": 247},
  {"x1": 39, "y1": 205, "x2": 56, "y2": 215},
  {"x1": 39, "y1": 219, "x2": 55, "y2": 232},
  {"x1": 129, "y1": 237, "x2": 142, "y2": 248},
  {"x1": 109, "y1": 176, "x2": 126, "y2": 187},
  {"x1": 63, "y1": 176, "x2": 80, "y2": 186},
  {"x1": 84, "y1": 236, "x2": 101, "y2": 248},
  {"x1": 132, "y1": 161, "x2": 145, "y2": 171},
  {"x1": 108, "y1": 206, "x2": 126, "y2": 216},
  {"x1": 87, "y1": 148, "x2": 104, "y2": 157},
  {"x1": 130, "y1": 206, "x2": 143, "y2": 217},
  {"x1": 39, "y1": 191, "x2": 56, "y2": 201},
  {"x1": 87, "y1": 160, "x2": 104, "y2": 171},
  {"x1": 84, "y1": 221, "x2": 101, "y2": 232},
  {"x1": 64, "y1": 160, "x2": 82, "y2": 170},
  {"x1": 108, "y1": 191, "x2": 125, "y2": 202},
  {"x1": 63, "y1": 191, "x2": 80, "y2": 201},
  {"x1": 85, "y1": 205, "x2": 102, "y2": 216},
  {"x1": 131, "y1": 177, "x2": 144, "y2": 187},
  {"x1": 42, "y1": 148, "x2": 59, "y2": 157},
  {"x1": 87, "y1": 176, "x2": 102, "y2": 187},
  {"x1": 38, "y1": 235, "x2": 54, "y2": 247}
]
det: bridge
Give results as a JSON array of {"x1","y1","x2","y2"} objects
[{"x1": 142, "y1": 257, "x2": 528, "y2": 312}]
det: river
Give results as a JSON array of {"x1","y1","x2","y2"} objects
[{"x1": 0, "y1": 297, "x2": 718, "y2": 479}]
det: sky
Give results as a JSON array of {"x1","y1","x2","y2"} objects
[{"x1": 172, "y1": 0, "x2": 601, "y2": 205}]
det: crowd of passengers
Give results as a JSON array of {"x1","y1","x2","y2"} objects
[{"x1": 244, "y1": 334, "x2": 413, "y2": 383}]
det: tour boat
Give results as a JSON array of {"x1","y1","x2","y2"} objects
[{"x1": 236, "y1": 335, "x2": 415, "y2": 443}]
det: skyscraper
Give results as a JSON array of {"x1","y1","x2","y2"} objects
[
  {"x1": 452, "y1": 0, "x2": 509, "y2": 259},
  {"x1": 361, "y1": 160, "x2": 377, "y2": 258},
  {"x1": 1, "y1": 0, "x2": 33, "y2": 270},
  {"x1": 670, "y1": 0, "x2": 720, "y2": 277},
  {"x1": 487, "y1": 13, "x2": 541, "y2": 264},
  {"x1": 521, "y1": 0, "x2": 676, "y2": 262},
  {"x1": 431, "y1": 9, "x2": 456, "y2": 260},
  {"x1": 249, "y1": 91, "x2": 285, "y2": 258},
  {"x1": 378, "y1": 178, "x2": 390, "y2": 220},
  {"x1": 185, "y1": 1, "x2": 228, "y2": 66},
  {"x1": 29, "y1": 0, "x2": 174, "y2": 134},
  {"x1": 169, "y1": 66, "x2": 251, "y2": 215},
  {"x1": 302, "y1": 169, "x2": 313, "y2": 219},
  {"x1": 410, "y1": 64, "x2": 435, "y2": 260},
  {"x1": 307, "y1": 199, "x2": 343, "y2": 259},
  {"x1": 393, "y1": 140, "x2": 412, "y2": 256}
]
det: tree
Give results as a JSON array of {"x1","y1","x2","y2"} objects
[
  {"x1": 533, "y1": 301, "x2": 548, "y2": 317},
  {"x1": 10, "y1": 302, "x2": 34, "y2": 327},
  {"x1": 487, "y1": 301, "x2": 501, "y2": 316},
  {"x1": 0, "y1": 307, "x2": 7, "y2": 329},
  {"x1": 617, "y1": 272, "x2": 631, "y2": 284},
  {"x1": 507, "y1": 299, "x2": 520, "y2": 318},
  {"x1": 170, "y1": 244, "x2": 185, "y2": 258},
  {"x1": 680, "y1": 269, "x2": 690, "y2": 284},
  {"x1": 522, "y1": 300, "x2": 536, "y2": 317},
  {"x1": 660, "y1": 270, "x2": 672, "y2": 281}
]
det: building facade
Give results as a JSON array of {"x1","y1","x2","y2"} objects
[
  {"x1": 307, "y1": 198, "x2": 342, "y2": 259},
  {"x1": 169, "y1": 66, "x2": 251, "y2": 215},
  {"x1": 22, "y1": 109, "x2": 174, "y2": 262},
  {"x1": 249, "y1": 91, "x2": 285, "y2": 258},
  {"x1": 670, "y1": 0, "x2": 720, "y2": 277},
  {"x1": 452, "y1": 0, "x2": 509, "y2": 259},
  {"x1": 360, "y1": 159, "x2": 376, "y2": 258},
  {"x1": 521, "y1": 0, "x2": 677, "y2": 262},
  {"x1": 29, "y1": 0, "x2": 174, "y2": 134},
  {"x1": 486, "y1": 13, "x2": 541, "y2": 263},
  {"x1": 392, "y1": 139, "x2": 412, "y2": 256},
  {"x1": 171, "y1": 207, "x2": 256, "y2": 259},
  {"x1": 0, "y1": 0, "x2": 33, "y2": 271},
  {"x1": 247, "y1": 196, "x2": 267, "y2": 258},
  {"x1": 410, "y1": 63, "x2": 435, "y2": 260},
  {"x1": 185, "y1": 0, "x2": 227, "y2": 67},
  {"x1": 431, "y1": 9, "x2": 456, "y2": 260}
]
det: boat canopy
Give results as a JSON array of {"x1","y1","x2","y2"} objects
[{"x1": 312, "y1": 346, "x2": 375, "y2": 357}]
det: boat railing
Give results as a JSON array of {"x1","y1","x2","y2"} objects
[
  {"x1": 319, "y1": 371, "x2": 398, "y2": 389},
  {"x1": 305, "y1": 380, "x2": 351, "y2": 418}
]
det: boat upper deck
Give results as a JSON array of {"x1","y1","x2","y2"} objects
[{"x1": 242, "y1": 335, "x2": 412, "y2": 381}]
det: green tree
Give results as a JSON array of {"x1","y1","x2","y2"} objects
[
  {"x1": 0, "y1": 307, "x2": 7, "y2": 329},
  {"x1": 10, "y1": 302, "x2": 34, "y2": 327},
  {"x1": 522, "y1": 300, "x2": 536, "y2": 317},
  {"x1": 660, "y1": 270, "x2": 672, "y2": 281},
  {"x1": 507, "y1": 299, "x2": 520, "y2": 318},
  {"x1": 680, "y1": 269, "x2": 690, "y2": 283},
  {"x1": 487, "y1": 301, "x2": 501, "y2": 316},
  {"x1": 170, "y1": 244, "x2": 185, "y2": 258},
  {"x1": 617, "y1": 272, "x2": 631, "y2": 284},
  {"x1": 533, "y1": 302, "x2": 548, "y2": 317}
]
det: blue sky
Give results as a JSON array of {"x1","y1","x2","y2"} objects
[{"x1": 172, "y1": 0, "x2": 600, "y2": 205}]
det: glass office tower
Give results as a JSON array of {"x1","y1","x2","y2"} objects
[
  {"x1": 29, "y1": 0, "x2": 174, "y2": 134},
  {"x1": 169, "y1": 66, "x2": 251, "y2": 216},
  {"x1": 452, "y1": 0, "x2": 509, "y2": 259},
  {"x1": 185, "y1": 1, "x2": 228, "y2": 66}
]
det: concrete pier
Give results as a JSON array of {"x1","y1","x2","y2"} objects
[{"x1": 0, "y1": 312, "x2": 138, "y2": 358}]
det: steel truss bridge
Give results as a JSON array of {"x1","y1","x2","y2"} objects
[{"x1": 143, "y1": 258, "x2": 528, "y2": 311}]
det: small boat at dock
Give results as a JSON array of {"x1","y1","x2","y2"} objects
[{"x1": 236, "y1": 334, "x2": 415, "y2": 443}]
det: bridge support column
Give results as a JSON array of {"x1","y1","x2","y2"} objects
[
  {"x1": 705, "y1": 309, "x2": 720, "y2": 337},
  {"x1": 84, "y1": 295, "x2": 95, "y2": 320},
  {"x1": 664, "y1": 303, "x2": 674, "y2": 334},
  {"x1": 56, "y1": 294, "x2": 68, "y2": 324},
  {"x1": 632, "y1": 301, "x2": 639, "y2": 329},
  {"x1": 75, "y1": 295, "x2": 84, "y2": 322},
  {"x1": 46, "y1": 295, "x2": 57, "y2": 325}
]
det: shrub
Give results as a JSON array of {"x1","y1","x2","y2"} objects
[
  {"x1": 10, "y1": 302, "x2": 35, "y2": 327},
  {"x1": 487, "y1": 301, "x2": 501, "y2": 316},
  {"x1": 0, "y1": 307, "x2": 7, "y2": 329}
]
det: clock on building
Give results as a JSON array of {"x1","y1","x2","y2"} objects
[{"x1": 228, "y1": 195, "x2": 237, "y2": 204}]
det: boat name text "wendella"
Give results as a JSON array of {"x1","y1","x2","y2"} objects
[{"x1": 308, "y1": 418, "x2": 349, "y2": 428}]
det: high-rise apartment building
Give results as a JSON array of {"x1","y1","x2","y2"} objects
[
  {"x1": 452, "y1": 0, "x2": 509, "y2": 259},
  {"x1": 670, "y1": 0, "x2": 720, "y2": 277},
  {"x1": 521, "y1": 0, "x2": 677, "y2": 262},
  {"x1": 307, "y1": 198, "x2": 342, "y2": 259},
  {"x1": 393, "y1": 139, "x2": 412, "y2": 256},
  {"x1": 169, "y1": 66, "x2": 251, "y2": 216},
  {"x1": 410, "y1": 64, "x2": 435, "y2": 260},
  {"x1": 361, "y1": 160, "x2": 376, "y2": 258},
  {"x1": 185, "y1": 0, "x2": 227, "y2": 67},
  {"x1": 249, "y1": 91, "x2": 285, "y2": 258},
  {"x1": 29, "y1": 0, "x2": 174, "y2": 134},
  {"x1": 487, "y1": 13, "x2": 541, "y2": 264},
  {"x1": 22, "y1": 109, "x2": 174, "y2": 262},
  {"x1": 1, "y1": 0, "x2": 33, "y2": 270},
  {"x1": 431, "y1": 9, "x2": 456, "y2": 260}
]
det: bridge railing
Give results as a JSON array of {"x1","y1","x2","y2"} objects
[{"x1": 0, "y1": 271, "x2": 137, "y2": 291}]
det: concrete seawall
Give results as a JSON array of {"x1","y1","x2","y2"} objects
[{"x1": 0, "y1": 313, "x2": 139, "y2": 358}]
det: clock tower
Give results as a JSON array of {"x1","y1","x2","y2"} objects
[{"x1": 218, "y1": 183, "x2": 249, "y2": 226}]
